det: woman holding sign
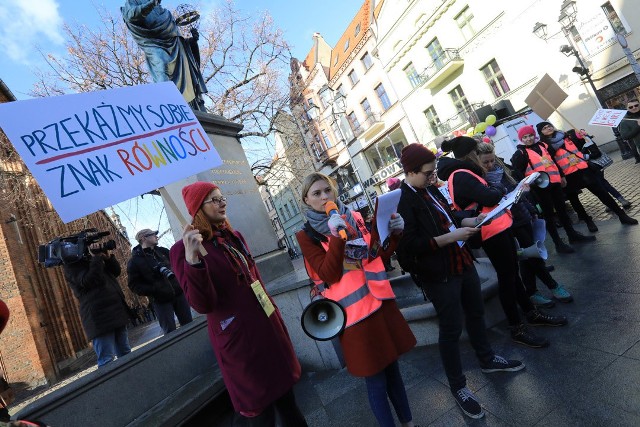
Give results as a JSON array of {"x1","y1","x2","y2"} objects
[
  {"x1": 438, "y1": 136, "x2": 566, "y2": 349},
  {"x1": 296, "y1": 172, "x2": 417, "y2": 427},
  {"x1": 170, "y1": 182, "x2": 307, "y2": 427}
]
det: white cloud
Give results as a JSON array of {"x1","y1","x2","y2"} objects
[{"x1": 0, "y1": 0, "x2": 64, "y2": 65}]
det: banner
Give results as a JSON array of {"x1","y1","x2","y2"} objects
[
  {"x1": 0, "y1": 82, "x2": 222, "y2": 223},
  {"x1": 588, "y1": 109, "x2": 626, "y2": 127}
]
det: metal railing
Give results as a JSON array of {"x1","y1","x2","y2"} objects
[{"x1": 421, "y1": 49, "x2": 462, "y2": 82}]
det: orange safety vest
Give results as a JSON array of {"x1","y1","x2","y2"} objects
[
  {"x1": 524, "y1": 145, "x2": 562, "y2": 184},
  {"x1": 447, "y1": 169, "x2": 513, "y2": 241},
  {"x1": 553, "y1": 138, "x2": 588, "y2": 175},
  {"x1": 304, "y1": 211, "x2": 395, "y2": 328}
]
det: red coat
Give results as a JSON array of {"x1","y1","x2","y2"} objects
[{"x1": 170, "y1": 231, "x2": 301, "y2": 413}]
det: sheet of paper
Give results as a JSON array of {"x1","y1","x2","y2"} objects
[
  {"x1": 475, "y1": 173, "x2": 539, "y2": 228},
  {"x1": 375, "y1": 188, "x2": 402, "y2": 243}
]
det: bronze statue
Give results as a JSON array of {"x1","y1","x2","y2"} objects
[{"x1": 121, "y1": 0, "x2": 207, "y2": 111}]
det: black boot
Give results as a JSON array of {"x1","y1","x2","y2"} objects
[
  {"x1": 584, "y1": 217, "x2": 599, "y2": 232},
  {"x1": 619, "y1": 212, "x2": 639, "y2": 225},
  {"x1": 510, "y1": 324, "x2": 550, "y2": 348},
  {"x1": 567, "y1": 228, "x2": 596, "y2": 243},
  {"x1": 554, "y1": 240, "x2": 575, "y2": 254}
]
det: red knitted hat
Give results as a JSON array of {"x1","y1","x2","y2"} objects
[
  {"x1": 400, "y1": 143, "x2": 436, "y2": 173},
  {"x1": 517, "y1": 125, "x2": 536, "y2": 141},
  {"x1": 181, "y1": 182, "x2": 219, "y2": 217},
  {"x1": 0, "y1": 299, "x2": 9, "y2": 335}
]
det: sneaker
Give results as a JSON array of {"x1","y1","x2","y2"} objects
[
  {"x1": 526, "y1": 309, "x2": 568, "y2": 327},
  {"x1": 551, "y1": 284, "x2": 574, "y2": 303},
  {"x1": 530, "y1": 292, "x2": 555, "y2": 308},
  {"x1": 452, "y1": 387, "x2": 484, "y2": 419},
  {"x1": 619, "y1": 198, "x2": 632, "y2": 209},
  {"x1": 555, "y1": 241, "x2": 575, "y2": 254},
  {"x1": 568, "y1": 232, "x2": 596, "y2": 243},
  {"x1": 510, "y1": 324, "x2": 550, "y2": 348},
  {"x1": 481, "y1": 355, "x2": 525, "y2": 373}
]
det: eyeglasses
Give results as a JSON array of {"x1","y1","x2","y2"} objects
[
  {"x1": 203, "y1": 196, "x2": 227, "y2": 206},
  {"x1": 628, "y1": 104, "x2": 640, "y2": 109},
  {"x1": 542, "y1": 124, "x2": 554, "y2": 129},
  {"x1": 418, "y1": 169, "x2": 437, "y2": 178},
  {"x1": 144, "y1": 233, "x2": 157, "y2": 238}
]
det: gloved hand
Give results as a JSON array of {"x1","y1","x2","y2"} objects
[
  {"x1": 389, "y1": 213, "x2": 404, "y2": 235},
  {"x1": 328, "y1": 214, "x2": 347, "y2": 238}
]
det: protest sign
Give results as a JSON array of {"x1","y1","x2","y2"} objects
[
  {"x1": 0, "y1": 82, "x2": 222, "y2": 223},
  {"x1": 588, "y1": 108, "x2": 626, "y2": 127}
]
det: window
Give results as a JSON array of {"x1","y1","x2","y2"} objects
[
  {"x1": 331, "y1": 121, "x2": 343, "y2": 142},
  {"x1": 355, "y1": 23, "x2": 361, "y2": 36},
  {"x1": 334, "y1": 54, "x2": 339, "y2": 65},
  {"x1": 336, "y1": 84, "x2": 345, "y2": 98},
  {"x1": 321, "y1": 129, "x2": 332, "y2": 148},
  {"x1": 455, "y1": 6, "x2": 476, "y2": 41},
  {"x1": 481, "y1": 59, "x2": 510, "y2": 98},
  {"x1": 284, "y1": 204, "x2": 292, "y2": 218},
  {"x1": 375, "y1": 84, "x2": 391, "y2": 111},
  {"x1": 344, "y1": 39, "x2": 350, "y2": 52},
  {"x1": 319, "y1": 90, "x2": 331, "y2": 109},
  {"x1": 449, "y1": 85, "x2": 471, "y2": 117},
  {"x1": 348, "y1": 69, "x2": 359, "y2": 86},
  {"x1": 426, "y1": 39, "x2": 445, "y2": 69},
  {"x1": 424, "y1": 106, "x2": 444, "y2": 135},
  {"x1": 404, "y1": 62, "x2": 422, "y2": 88},
  {"x1": 361, "y1": 52, "x2": 373, "y2": 70},
  {"x1": 347, "y1": 112, "x2": 361, "y2": 132},
  {"x1": 290, "y1": 200, "x2": 298, "y2": 213},
  {"x1": 364, "y1": 137, "x2": 406, "y2": 172},
  {"x1": 279, "y1": 207, "x2": 286, "y2": 220},
  {"x1": 307, "y1": 98, "x2": 315, "y2": 108},
  {"x1": 601, "y1": 2, "x2": 626, "y2": 34},
  {"x1": 361, "y1": 98, "x2": 372, "y2": 117}
]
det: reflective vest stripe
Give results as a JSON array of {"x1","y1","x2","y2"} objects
[
  {"x1": 524, "y1": 145, "x2": 562, "y2": 183},
  {"x1": 553, "y1": 139, "x2": 587, "y2": 175},
  {"x1": 447, "y1": 169, "x2": 513, "y2": 241},
  {"x1": 303, "y1": 211, "x2": 395, "y2": 328}
]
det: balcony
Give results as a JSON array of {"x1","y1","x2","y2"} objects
[
  {"x1": 319, "y1": 146, "x2": 340, "y2": 166},
  {"x1": 422, "y1": 49, "x2": 464, "y2": 89},
  {"x1": 359, "y1": 113, "x2": 385, "y2": 141}
]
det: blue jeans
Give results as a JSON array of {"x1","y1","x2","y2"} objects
[
  {"x1": 365, "y1": 361, "x2": 412, "y2": 427},
  {"x1": 153, "y1": 293, "x2": 193, "y2": 335},
  {"x1": 92, "y1": 326, "x2": 131, "y2": 367}
]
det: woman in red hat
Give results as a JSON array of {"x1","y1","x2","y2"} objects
[{"x1": 170, "y1": 182, "x2": 307, "y2": 427}]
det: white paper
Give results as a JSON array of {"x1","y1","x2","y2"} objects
[
  {"x1": 475, "y1": 173, "x2": 539, "y2": 228},
  {"x1": 375, "y1": 188, "x2": 402, "y2": 243},
  {"x1": 588, "y1": 108, "x2": 626, "y2": 127}
]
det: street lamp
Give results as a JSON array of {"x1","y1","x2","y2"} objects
[
  {"x1": 532, "y1": 1, "x2": 634, "y2": 158},
  {"x1": 306, "y1": 86, "x2": 374, "y2": 212}
]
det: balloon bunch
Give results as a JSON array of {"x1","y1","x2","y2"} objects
[{"x1": 456, "y1": 114, "x2": 498, "y2": 143}]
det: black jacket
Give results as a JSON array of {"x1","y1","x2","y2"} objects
[
  {"x1": 63, "y1": 255, "x2": 130, "y2": 340},
  {"x1": 436, "y1": 157, "x2": 505, "y2": 211},
  {"x1": 396, "y1": 181, "x2": 474, "y2": 283},
  {"x1": 127, "y1": 245, "x2": 182, "y2": 303}
]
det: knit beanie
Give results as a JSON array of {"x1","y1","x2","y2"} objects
[
  {"x1": 386, "y1": 177, "x2": 401, "y2": 191},
  {"x1": 535, "y1": 121, "x2": 553, "y2": 136},
  {"x1": 517, "y1": 125, "x2": 536, "y2": 141},
  {"x1": 440, "y1": 136, "x2": 477, "y2": 159},
  {"x1": 181, "y1": 181, "x2": 219, "y2": 217},
  {"x1": 400, "y1": 143, "x2": 436, "y2": 173}
]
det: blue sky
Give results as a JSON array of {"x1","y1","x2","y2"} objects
[{"x1": 0, "y1": 0, "x2": 362, "y2": 246}]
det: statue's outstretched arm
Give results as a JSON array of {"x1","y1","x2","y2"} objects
[{"x1": 121, "y1": 0, "x2": 159, "y2": 22}]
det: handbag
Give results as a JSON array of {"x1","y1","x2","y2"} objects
[
  {"x1": 0, "y1": 377, "x2": 14, "y2": 407},
  {"x1": 589, "y1": 151, "x2": 613, "y2": 169}
]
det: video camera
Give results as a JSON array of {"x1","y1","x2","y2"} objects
[{"x1": 38, "y1": 228, "x2": 116, "y2": 268}]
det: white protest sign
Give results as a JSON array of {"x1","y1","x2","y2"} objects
[
  {"x1": 588, "y1": 108, "x2": 626, "y2": 127},
  {"x1": 0, "y1": 82, "x2": 222, "y2": 223}
]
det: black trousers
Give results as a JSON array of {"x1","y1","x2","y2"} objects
[
  {"x1": 233, "y1": 389, "x2": 307, "y2": 427},
  {"x1": 565, "y1": 168, "x2": 624, "y2": 220},
  {"x1": 511, "y1": 223, "x2": 557, "y2": 296},
  {"x1": 482, "y1": 229, "x2": 535, "y2": 325},
  {"x1": 532, "y1": 183, "x2": 578, "y2": 244}
]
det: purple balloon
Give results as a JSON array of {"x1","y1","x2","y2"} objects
[{"x1": 485, "y1": 125, "x2": 497, "y2": 136}]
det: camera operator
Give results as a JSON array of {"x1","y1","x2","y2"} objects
[
  {"x1": 127, "y1": 229, "x2": 193, "y2": 335},
  {"x1": 62, "y1": 242, "x2": 131, "y2": 368}
]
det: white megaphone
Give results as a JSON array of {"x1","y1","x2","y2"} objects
[
  {"x1": 301, "y1": 296, "x2": 346, "y2": 341},
  {"x1": 515, "y1": 239, "x2": 548, "y2": 260},
  {"x1": 532, "y1": 171, "x2": 550, "y2": 189}
]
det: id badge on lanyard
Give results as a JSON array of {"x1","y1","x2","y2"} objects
[{"x1": 431, "y1": 193, "x2": 465, "y2": 247}]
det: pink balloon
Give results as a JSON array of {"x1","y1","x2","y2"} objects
[
  {"x1": 485, "y1": 125, "x2": 497, "y2": 136},
  {"x1": 482, "y1": 136, "x2": 491, "y2": 143}
]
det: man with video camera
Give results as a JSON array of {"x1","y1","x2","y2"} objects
[
  {"x1": 127, "y1": 229, "x2": 193, "y2": 335},
  {"x1": 63, "y1": 240, "x2": 132, "y2": 368}
]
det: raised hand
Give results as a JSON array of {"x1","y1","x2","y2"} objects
[{"x1": 182, "y1": 224, "x2": 203, "y2": 264}]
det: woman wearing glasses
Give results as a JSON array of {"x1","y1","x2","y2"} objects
[{"x1": 170, "y1": 182, "x2": 307, "y2": 427}]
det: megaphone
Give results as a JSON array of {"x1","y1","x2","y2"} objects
[
  {"x1": 532, "y1": 171, "x2": 550, "y2": 189},
  {"x1": 301, "y1": 296, "x2": 346, "y2": 341},
  {"x1": 515, "y1": 239, "x2": 548, "y2": 260}
]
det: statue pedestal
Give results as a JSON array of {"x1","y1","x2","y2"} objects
[{"x1": 163, "y1": 111, "x2": 293, "y2": 283}]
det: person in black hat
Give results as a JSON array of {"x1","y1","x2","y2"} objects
[
  {"x1": 127, "y1": 228, "x2": 193, "y2": 335},
  {"x1": 396, "y1": 143, "x2": 524, "y2": 420}
]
